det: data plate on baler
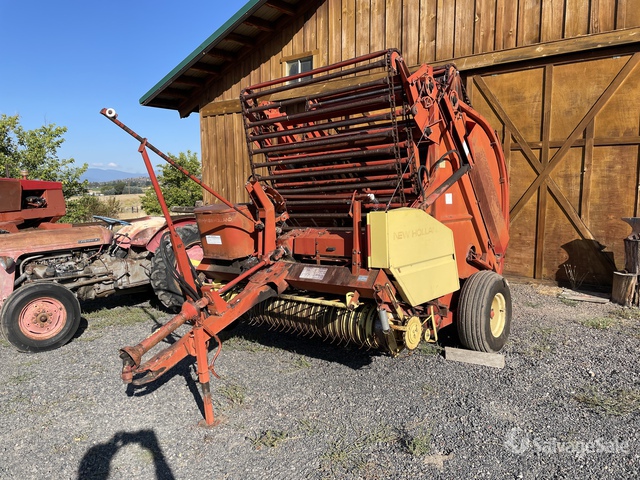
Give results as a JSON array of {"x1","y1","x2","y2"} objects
[{"x1": 368, "y1": 208, "x2": 459, "y2": 306}]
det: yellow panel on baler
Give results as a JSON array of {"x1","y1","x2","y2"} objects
[{"x1": 368, "y1": 208, "x2": 459, "y2": 306}]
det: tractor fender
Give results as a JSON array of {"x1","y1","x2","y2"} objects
[{"x1": 120, "y1": 216, "x2": 197, "y2": 252}]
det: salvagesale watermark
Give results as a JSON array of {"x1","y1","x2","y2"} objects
[{"x1": 504, "y1": 427, "x2": 630, "y2": 458}]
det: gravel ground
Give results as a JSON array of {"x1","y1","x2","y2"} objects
[{"x1": 0, "y1": 280, "x2": 639, "y2": 480}]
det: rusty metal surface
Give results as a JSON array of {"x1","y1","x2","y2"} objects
[
  {"x1": 1, "y1": 225, "x2": 113, "y2": 260},
  {"x1": 0, "y1": 177, "x2": 66, "y2": 227}
]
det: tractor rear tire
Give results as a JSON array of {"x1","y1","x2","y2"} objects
[
  {"x1": 457, "y1": 270, "x2": 512, "y2": 353},
  {"x1": 0, "y1": 283, "x2": 81, "y2": 352},
  {"x1": 150, "y1": 224, "x2": 202, "y2": 311}
]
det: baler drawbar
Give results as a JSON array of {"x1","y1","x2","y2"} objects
[{"x1": 101, "y1": 49, "x2": 511, "y2": 426}]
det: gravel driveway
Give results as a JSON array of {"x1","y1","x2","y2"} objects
[{"x1": 0, "y1": 280, "x2": 638, "y2": 479}]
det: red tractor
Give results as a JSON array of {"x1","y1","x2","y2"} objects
[{"x1": 0, "y1": 175, "x2": 202, "y2": 352}]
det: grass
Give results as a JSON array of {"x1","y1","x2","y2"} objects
[
  {"x1": 4, "y1": 393, "x2": 31, "y2": 414},
  {"x1": 8, "y1": 372, "x2": 36, "y2": 385},
  {"x1": 103, "y1": 193, "x2": 147, "y2": 219},
  {"x1": 531, "y1": 326, "x2": 556, "y2": 356},
  {"x1": 574, "y1": 385, "x2": 640, "y2": 416},
  {"x1": 558, "y1": 297, "x2": 579, "y2": 307},
  {"x1": 217, "y1": 383, "x2": 246, "y2": 407},
  {"x1": 578, "y1": 306, "x2": 640, "y2": 331},
  {"x1": 581, "y1": 317, "x2": 616, "y2": 329},
  {"x1": 248, "y1": 429, "x2": 289, "y2": 449},
  {"x1": 83, "y1": 305, "x2": 165, "y2": 330},
  {"x1": 321, "y1": 423, "x2": 397, "y2": 473},
  {"x1": 421, "y1": 383, "x2": 436, "y2": 397},
  {"x1": 297, "y1": 418, "x2": 320, "y2": 436},
  {"x1": 415, "y1": 342, "x2": 443, "y2": 356},
  {"x1": 513, "y1": 325, "x2": 557, "y2": 357},
  {"x1": 223, "y1": 335, "x2": 274, "y2": 353},
  {"x1": 405, "y1": 426, "x2": 432, "y2": 456},
  {"x1": 523, "y1": 301, "x2": 542, "y2": 308},
  {"x1": 610, "y1": 307, "x2": 640, "y2": 321},
  {"x1": 291, "y1": 356, "x2": 313, "y2": 369}
]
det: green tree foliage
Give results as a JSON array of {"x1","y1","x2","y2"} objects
[
  {"x1": 0, "y1": 114, "x2": 88, "y2": 197},
  {"x1": 62, "y1": 196, "x2": 121, "y2": 223},
  {"x1": 140, "y1": 150, "x2": 203, "y2": 215}
]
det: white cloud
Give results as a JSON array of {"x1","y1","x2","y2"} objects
[{"x1": 107, "y1": 162, "x2": 119, "y2": 168}]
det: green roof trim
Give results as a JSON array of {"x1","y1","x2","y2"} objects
[{"x1": 140, "y1": 0, "x2": 266, "y2": 106}]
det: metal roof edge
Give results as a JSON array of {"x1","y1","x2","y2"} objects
[{"x1": 139, "y1": 0, "x2": 267, "y2": 107}]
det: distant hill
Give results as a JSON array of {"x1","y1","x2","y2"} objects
[{"x1": 82, "y1": 168, "x2": 149, "y2": 183}]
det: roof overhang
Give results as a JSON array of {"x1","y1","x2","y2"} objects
[{"x1": 140, "y1": 0, "x2": 307, "y2": 117}]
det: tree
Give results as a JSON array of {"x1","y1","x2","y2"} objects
[
  {"x1": 141, "y1": 150, "x2": 203, "y2": 215},
  {"x1": 0, "y1": 114, "x2": 88, "y2": 197},
  {"x1": 62, "y1": 196, "x2": 121, "y2": 223}
]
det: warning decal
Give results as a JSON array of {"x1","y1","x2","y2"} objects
[{"x1": 299, "y1": 266, "x2": 328, "y2": 281}]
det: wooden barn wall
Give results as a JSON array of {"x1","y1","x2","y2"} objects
[
  {"x1": 467, "y1": 52, "x2": 640, "y2": 285},
  {"x1": 200, "y1": 0, "x2": 640, "y2": 204},
  {"x1": 197, "y1": 0, "x2": 640, "y2": 284}
]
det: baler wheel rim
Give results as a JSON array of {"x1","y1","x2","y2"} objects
[{"x1": 490, "y1": 292, "x2": 507, "y2": 337}]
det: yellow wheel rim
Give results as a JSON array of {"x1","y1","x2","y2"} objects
[
  {"x1": 490, "y1": 292, "x2": 506, "y2": 337},
  {"x1": 404, "y1": 316, "x2": 423, "y2": 350}
]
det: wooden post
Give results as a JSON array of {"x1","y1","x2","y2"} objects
[
  {"x1": 624, "y1": 238, "x2": 640, "y2": 273},
  {"x1": 611, "y1": 272, "x2": 638, "y2": 307},
  {"x1": 612, "y1": 219, "x2": 640, "y2": 306}
]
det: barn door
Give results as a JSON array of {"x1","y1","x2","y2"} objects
[{"x1": 467, "y1": 52, "x2": 640, "y2": 287}]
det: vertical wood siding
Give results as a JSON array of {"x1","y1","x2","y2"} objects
[{"x1": 197, "y1": 0, "x2": 640, "y2": 287}]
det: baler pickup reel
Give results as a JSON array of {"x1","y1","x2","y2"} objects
[{"x1": 101, "y1": 48, "x2": 511, "y2": 426}]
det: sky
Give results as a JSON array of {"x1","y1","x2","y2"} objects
[{"x1": 0, "y1": 1, "x2": 246, "y2": 176}]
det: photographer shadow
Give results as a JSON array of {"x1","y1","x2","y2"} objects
[{"x1": 77, "y1": 429, "x2": 174, "y2": 480}]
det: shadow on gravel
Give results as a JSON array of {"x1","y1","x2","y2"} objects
[
  {"x1": 218, "y1": 320, "x2": 379, "y2": 369},
  {"x1": 124, "y1": 360, "x2": 205, "y2": 421},
  {"x1": 80, "y1": 289, "x2": 156, "y2": 313},
  {"x1": 217, "y1": 318, "x2": 465, "y2": 366},
  {"x1": 71, "y1": 290, "x2": 159, "y2": 344},
  {"x1": 77, "y1": 429, "x2": 175, "y2": 480},
  {"x1": 122, "y1": 329, "x2": 207, "y2": 419}
]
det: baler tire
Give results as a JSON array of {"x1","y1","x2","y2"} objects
[
  {"x1": 457, "y1": 270, "x2": 511, "y2": 353},
  {"x1": 150, "y1": 224, "x2": 202, "y2": 311},
  {"x1": 0, "y1": 283, "x2": 81, "y2": 352}
]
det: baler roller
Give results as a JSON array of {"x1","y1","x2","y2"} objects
[
  {"x1": 275, "y1": 180, "x2": 409, "y2": 196},
  {"x1": 248, "y1": 111, "x2": 396, "y2": 142},
  {"x1": 245, "y1": 94, "x2": 401, "y2": 128},
  {"x1": 246, "y1": 77, "x2": 395, "y2": 118},
  {"x1": 252, "y1": 145, "x2": 404, "y2": 168},
  {"x1": 257, "y1": 162, "x2": 405, "y2": 182},
  {"x1": 242, "y1": 56, "x2": 389, "y2": 100},
  {"x1": 244, "y1": 81, "x2": 402, "y2": 117},
  {"x1": 252, "y1": 131, "x2": 396, "y2": 155}
]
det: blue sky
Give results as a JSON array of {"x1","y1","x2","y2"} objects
[{"x1": 0, "y1": 1, "x2": 245, "y2": 175}]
